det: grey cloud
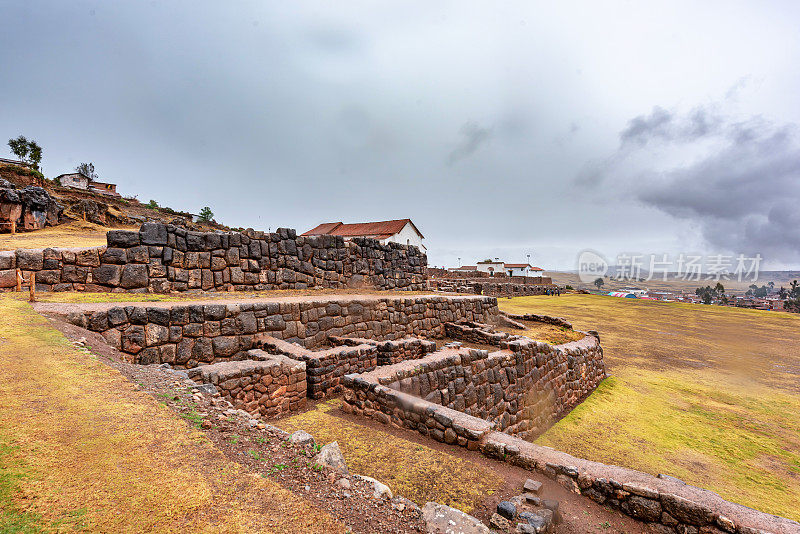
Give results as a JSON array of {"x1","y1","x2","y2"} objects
[
  {"x1": 448, "y1": 122, "x2": 492, "y2": 164},
  {"x1": 619, "y1": 106, "x2": 724, "y2": 147},
  {"x1": 591, "y1": 106, "x2": 800, "y2": 261},
  {"x1": 620, "y1": 106, "x2": 674, "y2": 146}
]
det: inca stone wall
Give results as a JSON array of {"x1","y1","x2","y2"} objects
[
  {"x1": 432, "y1": 279, "x2": 554, "y2": 297},
  {"x1": 56, "y1": 295, "x2": 499, "y2": 368},
  {"x1": 341, "y1": 332, "x2": 798, "y2": 534},
  {"x1": 342, "y1": 334, "x2": 605, "y2": 440},
  {"x1": 257, "y1": 334, "x2": 438, "y2": 399},
  {"x1": 187, "y1": 349, "x2": 306, "y2": 417},
  {"x1": 328, "y1": 335, "x2": 437, "y2": 366},
  {"x1": 0, "y1": 222, "x2": 427, "y2": 293},
  {"x1": 257, "y1": 335, "x2": 378, "y2": 399}
]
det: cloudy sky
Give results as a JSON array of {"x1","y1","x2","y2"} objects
[{"x1": 2, "y1": 1, "x2": 800, "y2": 270}]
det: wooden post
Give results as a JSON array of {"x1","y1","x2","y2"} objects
[
  {"x1": 29, "y1": 272, "x2": 36, "y2": 302},
  {"x1": 16, "y1": 269, "x2": 22, "y2": 292}
]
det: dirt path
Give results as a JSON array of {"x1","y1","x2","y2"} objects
[
  {"x1": 0, "y1": 296, "x2": 345, "y2": 532},
  {"x1": 0, "y1": 220, "x2": 129, "y2": 251},
  {"x1": 276, "y1": 400, "x2": 647, "y2": 534}
]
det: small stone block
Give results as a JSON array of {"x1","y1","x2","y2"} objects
[{"x1": 523, "y1": 478, "x2": 543, "y2": 494}]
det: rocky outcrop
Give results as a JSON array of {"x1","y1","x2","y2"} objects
[{"x1": 0, "y1": 180, "x2": 61, "y2": 232}]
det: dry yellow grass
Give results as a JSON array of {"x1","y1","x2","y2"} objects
[
  {"x1": 277, "y1": 399, "x2": 503, "y2": 513},
  {"x1": 22, "y1": 289, "x2": 435, "y2": 305},
  {"x1": 0, "y1": 221, "x2": 129, "y2": 251},
  {"x1": 0, "y1": 296, "x2": 344, "y2": 533},
  {"x1": 501, "y1": 322, "x2": 584, "y2": 345},
  {"x1": 500, "y1": 294, "x2": 800, "y2": 521}
]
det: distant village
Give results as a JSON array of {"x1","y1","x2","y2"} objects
[{"x1": 595, "y1": 284, "x2": 795, "y2": 312}]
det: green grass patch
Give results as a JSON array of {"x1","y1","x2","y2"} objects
[
  {"x1": 502, "y1": 294, "x2": 800, "y2": 521},
  {"x1": 0, "y1": 439, "x2": 45, "y2": 533}
]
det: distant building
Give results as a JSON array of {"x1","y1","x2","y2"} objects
[
  {"x1": 302, "y1": 218, "x2": 425, "y2": 251},
  {"x1": 449, "y1": 260, "x2": 546, "y2": 277},
  {"x1": 505, "y1": 263, "x2": 544, "y2": 278},
  {"x1": 57, "y1": 172, "x2": 90, "y2": 190},
  {"x1": 476, "y1": 260, "x2": 505, "y2": 275},
  {"x1": 55, "y1": 172, "x2": 121, "y2": 197}
]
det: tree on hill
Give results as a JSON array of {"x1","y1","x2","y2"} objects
[
  {"x1": 198, "y1": 206, "x2": 214, "y2": 222},
  {"x1": 146, "y1": 199, "x2": 159, "y2": 209},
  {"x1": 75, "y1": 162, "x2": 98, "y2": 180},
  {"x1": 8, "y1": 135, "x2": 43, "y2": 169},
  {"x1": 594, "y1": 277, "x2": 604, "y2": 289}
]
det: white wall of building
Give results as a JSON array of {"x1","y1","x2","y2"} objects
[
  {"x1": 380, "y1": 222, "x2": 426, "y2": 251},
  {"x1": 60, "y1": 174, "x2": 89, "y2": 189},
  {"x1": 477, "y1": 261, "x2": 504, "y2": 274}
]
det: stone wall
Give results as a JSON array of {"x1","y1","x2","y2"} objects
[
  {"x1": 341, "y1": 335, "x2": 799, "y2": 533},
  {"x1": 482, "y1": 431, "x2": 799, "y2": 534},
  {"x1": 257, "y1": 335, "x2": 378, "y2": 399},
  {"x1": 444, "y1": 320, "x2": 517, "y2": 346},
  {"x1": 431, "y1": 279, "x2": 554, "y2": 297},
  {"x1": 329, "y1": 335, "x2": 437, "y2": 366},
  {"x1": 187, "y1": 349, "x2": 306, "y2": 417},
  {"x1": 502, "y1": 312, "x2": 573, "y2": 329},
  {"x1": 54, "y1": 295, "x2": 499, "y2": 368},
  {"x1": 343, "y1": 334, "x2": 606, "y2": 440},
  {"x1": 0, "y1": 222, "x2": 427, "y2": 292}
]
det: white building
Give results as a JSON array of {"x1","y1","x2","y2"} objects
[
  {"x1": 476, "y1": 260, "x2": 505, "y2": 275},
  {"x1": 505, "y1": 263, "x2": 545, "y2": 277},
  {"x1": 55, "y1": 172, "x2": 90, "y2": 190},
  {"x1": 301, "y1": 218, "x2": 426, "y2": 251}
]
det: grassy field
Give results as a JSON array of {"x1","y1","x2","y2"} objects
[
  {"x1": 499, "y1": 294, "x2": 800, "y2": 521},
  {"x1": 0, "y1": 221, "x2": 129, "y2": 251},
  {"x1": 0, "y1": 296, "x2": 344, "y2": 533}
]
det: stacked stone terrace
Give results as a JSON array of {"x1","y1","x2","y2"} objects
[
  {"x1": 41, "y1": 290, "x2": 796, "y2": 532},
  {"x1": 187, "y1": 349, "x2": 306, "y2": 418},
  {"x1": 340, "y1": 319, "x2": 799, "y2": 534},
  {"x1": 54, "y1": 295, "x2": 498, "y2": 368},
  {"x1": 0, "y1": 222, "x2": 427, "y2": 292},
  {"x1": 342, "y1": 322, "x2": 605, "y2": 441}
]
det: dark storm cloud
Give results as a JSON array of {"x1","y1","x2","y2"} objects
[
  {"x1": 448, "y1": 122, "x2": 492, "y2": 165},
  {"x1": 587, "y1": 106, "x2": 800, "y2": 261}
]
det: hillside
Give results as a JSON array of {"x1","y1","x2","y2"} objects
[{"x1": 1, "y1": 162, "x2": 230, "y2": 237}]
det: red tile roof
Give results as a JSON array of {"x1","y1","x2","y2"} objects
[
  {"x1": 505, "y1": 263, "x2": 543, "y2": 271},
  {"x1": 302, "y1": 219, "x2": 424, "y2": 239}
]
